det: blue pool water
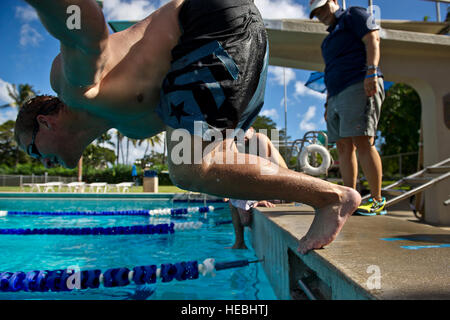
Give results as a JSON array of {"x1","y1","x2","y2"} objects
[{"x1": 0, "y1": 198, "x2": 277, "y2": 300}]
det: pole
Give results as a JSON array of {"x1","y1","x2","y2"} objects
[
  {"x1": 342, "y1": 0, "x2": 346, "y2": 9},
  {"x1": 283, "y1": 68, "x2": 288, "y2": 157},
  {"x1": 116, "y1": 130, "x2": 120, "y2": 166},
  {"x1": 77, "y1": 157, "x2": 83, "y2": 182},
  {"x1": 436, "y1": 1, "x2": 441, "y2": 21},
  {"x1": 163, "y1": 132, "x2": 166, "y2": 165}
]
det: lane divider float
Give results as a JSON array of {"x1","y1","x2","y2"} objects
[{"x1": 0, "y1": 258, "x2": 262, "y2": 292}]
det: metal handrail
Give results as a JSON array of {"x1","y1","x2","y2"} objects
[{"x1": 297, "y1": 279, "x2": 317, "y2": 300}]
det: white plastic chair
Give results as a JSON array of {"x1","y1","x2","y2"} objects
[
  {"x1": 86, "y1": 182, "x2": 108, "y2": 193},
  {"x1": 22, "y1": 183, "x2": 45, "y2": 192},
  {"x1": 64, "y1": 182, "x2": 86, "y2": 193},
  {"x1": 42, "y1": 182, "x2": 64, "y2": 192},
  {"x1": 112, "y1": 182, "x2": 134, "y2": 193}
]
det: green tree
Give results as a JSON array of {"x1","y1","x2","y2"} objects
[
  {"x1": 0, "y1": 120, "x2": 36, "y2": 166},
  {"x1": 116, "y1": 130, "x2": 124, "y2": 165},
  {"x1": 95, "y1": 131, "x2": 115, "y2": 148},
  {"x1": 0, "y1": 83, "x2": 38, "y2": 166},
  {"x1": 0, "y1": 84, "x2": 37, "y2": 109},
  {"x1": 377, "y1": 83, "x2": 421, "y2": 176},
  {"x1": 82, "y1": 144, "x2": 116, "y2": 169},
  {"x1": 139, "y1": 150, "x2": 166, "y2": 168},
  {"x1": 248, "y1": 115, "x2": 291, "y2": 162},
  {"x1": 251, "y1": 115, "x2": 277, "y2": 138}
]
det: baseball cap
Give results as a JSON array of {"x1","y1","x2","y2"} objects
[{"x1": 309, "y1": 0, "x2": 328, "y2": 19}]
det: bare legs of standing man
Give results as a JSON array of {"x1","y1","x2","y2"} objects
[{"x1": 336, "y1": 136, "x2": 383, "y2": 201}]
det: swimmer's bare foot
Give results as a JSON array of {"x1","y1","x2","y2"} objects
[{"x1": 297, "y1": 187, "x2": 360, "y2": 254}]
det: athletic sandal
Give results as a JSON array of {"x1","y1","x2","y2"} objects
[{"x1": 354, "y1": 197, "x2": 387, "y2": 216}]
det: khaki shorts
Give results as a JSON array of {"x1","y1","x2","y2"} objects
[{"x1": 326, "y1": 78, "x2": 385, "y2": 144}]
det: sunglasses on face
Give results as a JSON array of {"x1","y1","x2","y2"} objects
[{"x1": 27, "y1": 122, "x2": 42, "y2": 161}]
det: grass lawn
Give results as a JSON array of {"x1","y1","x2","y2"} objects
[{"x1": 0, "y1": 185, "x2": 188, "y2": 193}]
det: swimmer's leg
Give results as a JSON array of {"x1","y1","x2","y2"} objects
[
  {"x1": 166, "y1": 128, "x2": 360, "y2": 254},
  {"x1": 229, "y1": 203, "x2": 248, "y2": 249}
]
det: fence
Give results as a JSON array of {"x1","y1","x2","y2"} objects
[
  {"x1": 0, "y1": 174, "x2": 77, "y2": 187},
  {"x1": 380, "y1": 152, "x2": 419, "y2": 178}
]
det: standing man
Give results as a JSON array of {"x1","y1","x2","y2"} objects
[
  {"x1": 131, "y1": 164, "x2": 138, "y2": 186},
  {"x1": 310, "y1": 0, "x2": 386, "y2": 215}
]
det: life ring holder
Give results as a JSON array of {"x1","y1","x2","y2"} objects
[{"x1": 298, "y1": 144, "x2": 332, "y2": 176}]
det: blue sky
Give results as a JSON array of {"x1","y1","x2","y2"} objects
[{"x1": 0, "y1": 0, "x2": 448, "y2": 162}]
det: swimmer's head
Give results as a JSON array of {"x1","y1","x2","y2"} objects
[{"x1": 14, "y1": 95, "x2": 80, "y2": 169}]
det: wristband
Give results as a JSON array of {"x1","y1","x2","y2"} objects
[
  {"x1": 365, "y1": 73, "x2": 379, "y2": 79},
  {"x1": 367, "y1": 65, "x2": 378, "y2": 70}
]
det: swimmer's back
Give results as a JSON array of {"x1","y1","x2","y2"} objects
[{"x1": 50, "y1": 0, "x2": 185, "y2": 138}]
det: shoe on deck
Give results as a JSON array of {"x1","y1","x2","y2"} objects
[{"x1": 354, "y1": 197, "x2": 387, "y2": 216}]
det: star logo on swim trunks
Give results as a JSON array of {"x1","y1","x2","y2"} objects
[{"x1": 170, "y1": 101, "x2": 191, "y2": 123}]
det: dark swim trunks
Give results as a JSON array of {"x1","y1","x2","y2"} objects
[{"x1": 156, "y1": 0, "x2": 268, "y2": 138}]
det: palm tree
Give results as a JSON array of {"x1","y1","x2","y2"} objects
[
  {"x1": 96, "y1": 131, "x2": 115, "y2": 148},
  {"x1": 116, "y1": 130, "x2": 124, "y2": 166},
  {"x1": 1, "y1": 83, "x2": 37, "y2": 165},
  {"x1": 138, "y1": 132, "x2": 165, "y2": 163},
  {"x1": 0, "y1": 84, "x2": 37, "y2": 109}
]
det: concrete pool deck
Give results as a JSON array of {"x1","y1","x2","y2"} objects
[{"x1": 250, "y1": 203, "x2": 450, "y2": 300}]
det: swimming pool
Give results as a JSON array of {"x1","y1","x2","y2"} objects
[{"x1": 0, "y1": 197, "x2": 277, "y2": 300}]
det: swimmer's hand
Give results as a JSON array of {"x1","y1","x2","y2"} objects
[{"x1": 253, "y1": 201, "x2": 275, "y2": 208}]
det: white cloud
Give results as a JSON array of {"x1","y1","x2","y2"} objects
[
  {"x1": 280, "y1": 96, "x2": 295, "y2": 109},
  {"x1": 103, "y1": 0, "x2": 163, "y2": 21},
  {"x1": 260, "y1": 108, "x2": 279, "y2": 120},
  {"x1": 15, "y1": 6, "x2": 39, "y2": 22},
  {"x1": 0, "y1": 78, "x2": 18, "y2": 123},
  {"x1": 104, "y1": 0, "x2": 307, "y2": 22},
  {"x1": 0, "y1": 109, "x2": 18, "y2": 125},
  {"x1": 268, "y1": 66, "x2": 296, "y2": 86},
  {"x1": 254, "y1": 0, "x2": 308, "y2": 19},
  {"x1": 0, "y1": 79, "x2": 14, "y2": 105},
  {"x1": 294, "y1": 81, "x2": 327, "y2": 99},
  {"x1": 319, "y1": 116, "x2": 325, "y2": 125},
  {"x1": 15, "y1": 5, "x2": 43, "y2": 47},
  {"x1": 299, "y1": 105, "x2": 317, "y2": 131},
  {"x1": 19, "y1": 24, "x2": 43, "y2": 47}
]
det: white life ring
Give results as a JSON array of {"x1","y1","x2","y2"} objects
[{"x1": 299, "y1": 144, "x2": 331, "y2": 176}]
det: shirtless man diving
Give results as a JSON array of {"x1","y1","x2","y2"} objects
[{"x1": 14, "y1": 0, "x2": 360, "y2": 254}]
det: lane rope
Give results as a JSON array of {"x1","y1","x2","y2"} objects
[
  {"x1": 0, "y1": 258, "x2": 262, "y2": 292},
  {"x1": 0, "y1": 222, "x2": 205, "y2": 236},
  {"x1": 0, "y1": 206, "x2": 221, "y2": 217}
]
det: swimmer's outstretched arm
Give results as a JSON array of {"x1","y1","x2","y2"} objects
[{"x1": 25, "y1": 0, "x2": 109, "y2": 87}]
